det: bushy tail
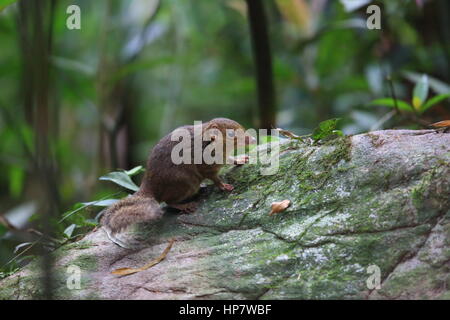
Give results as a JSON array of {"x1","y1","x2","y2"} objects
[{"x1": 101, "y1": 194, "x2": 163, "y2": 234}]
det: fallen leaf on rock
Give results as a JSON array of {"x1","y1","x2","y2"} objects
[
  {"x1": 111, "y1": 238, "x2": 175, "y2": 276},
  {"x1": 430, "y1": 120, "x2": 450, "y2": 128},
  {"x1": 269, "y1": 200, "x2": 291, "y2": 216}
]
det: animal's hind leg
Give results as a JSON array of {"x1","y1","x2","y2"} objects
[
  {"x1": 167, "y1": 201, "x2": 198, "y2": 214},
  {"x1": 159, "y1": 178, "x2": 200, "y2": 214}
]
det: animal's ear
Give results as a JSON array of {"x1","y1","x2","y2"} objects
[{"x1": 206, "y1": 122, "x2": 219, "y2": 130}]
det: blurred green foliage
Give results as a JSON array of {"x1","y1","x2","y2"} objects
[{"x1": 369, "y1": 74, "x2": 450, "y2": 114}]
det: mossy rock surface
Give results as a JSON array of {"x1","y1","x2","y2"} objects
[{"x1": 1, "y1": 129, "x2": 450, "y2": 299}]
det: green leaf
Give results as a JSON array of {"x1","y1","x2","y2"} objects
[
  {"x1": 99, "y1": 172, "x2": 139, "y2": 191},
  {"x1": 83, "y1": 219, "x2": 99, "y2": 226},
  {"x1": 412, "y1": 74, "x2": 429, "y2": 109},
  {"x1": 402, "y1": 71, "x2": 450, "y2": 95},
  {"x1": 9, "y1": 166, "x2": 25, "y2": 199},
  {"x1": 81, "y1": 199, "x2": 119, "y2": 207},
  {"x1": 312, "y1": 118, "x2": 341, "y2": 141},
  {"x1": 14, "y1": 242, "x2": 33, "y2": 254},
  {"x1": 419, "y1": 93, "x2": 450, "y2": 114},
  {"x1": 123, "y1": 165, "x2": 145, "y2": 177},
  {"x1": 0, "y1": 224, "x2": 6, "y2": 238},
  {"x1": 63, "y1": 224, "x2": 77, "y2": 238},
  {"x1": 368, "y1": 98, "x2": 414, "y2": 112},
  {"x1": 58, "y1": 193, "x2": 122, "y2": 223},
  {"x1": 332, "y1": 130, "x2": 344, "y2": 137}
]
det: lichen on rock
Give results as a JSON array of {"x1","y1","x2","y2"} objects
[{"x1": 1, "y1": 129, "x2": 449, "y2": 300}]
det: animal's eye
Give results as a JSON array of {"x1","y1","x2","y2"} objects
[{"x1": 227, "y1": 130, "x2": 235, "y2": 138}]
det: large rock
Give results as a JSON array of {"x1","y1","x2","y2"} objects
[{"x1": 1, "y1": 130, "x2": 449, "y2": 299}]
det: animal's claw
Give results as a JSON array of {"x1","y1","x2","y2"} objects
[
  {"x1": 219, "y1": 183, "x2": 234, "y2": 191},
  {"x1": 234, "y1": 155, "x2": 249, "y2": 165}
]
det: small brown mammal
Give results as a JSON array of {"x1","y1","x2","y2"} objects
[{"x1": 101, "y1": 118, "x2": 255, "y2": 235}]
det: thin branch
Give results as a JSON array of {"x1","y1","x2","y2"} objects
[{"x1": 386, "y1": 75, "x2": 400, "y2": 114}]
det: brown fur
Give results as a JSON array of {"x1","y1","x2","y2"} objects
[
  {"x1": 101, "y1": 118, "x2": 251, "y2": 234},
  {"x1": 101, "y1": 194, "x2": 163, "y2": 234}
]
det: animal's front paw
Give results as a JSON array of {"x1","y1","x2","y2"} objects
[
  {"x1": 219, "y1": 183, "x2": 234, "y2": 192},
  {"x1": 233, "y1": 155, "x2": 249, "y2": 165},
  {"x1": 182, "y1": 202, "x2": 198, "y2": 214}
]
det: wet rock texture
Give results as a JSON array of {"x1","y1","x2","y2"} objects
[{"x1": 1, "y1": 130, "x2": 449, "y2": 299}]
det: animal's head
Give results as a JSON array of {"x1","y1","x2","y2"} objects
[{"x1": 203, "y1": 118, "x2": 256, "y2": 152}]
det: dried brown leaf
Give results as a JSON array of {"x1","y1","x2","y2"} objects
[
  {"x1": 111, "y1": 238, "x2": 175, "y2": 276},
  {"x1": 269, "y1": 199, "x2": 291, "y2": 216},
  {"x1": 430, "y1": 120, "x2": 450, "y2": 128}
]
